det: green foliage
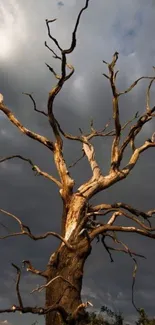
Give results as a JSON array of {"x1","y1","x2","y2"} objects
[
  {"x1": 101, "y1": 305, "x2": 123, "y2": 325},
  {"x1": 87, "y1": 305, "x2": 123, "y2": 325},
  {"x1": 86, "y1": 306, "x2": 155, "y2": 325},
  {"x1": 31, "y1": 307, "x2": 155, "y2": 325},
  {"x1": 87, "y1": 311, "x2": 105, "y2": 325},
  {"x1": 136, "y1": 309, "x2": 155, "y2": 325}
]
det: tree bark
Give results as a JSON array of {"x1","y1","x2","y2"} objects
[{"x1": 45, "y1": 243, "x2": 91, "y2": 325}]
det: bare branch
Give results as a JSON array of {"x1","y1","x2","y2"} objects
[
  {"x1": 45, "y1": 63, "x2": 61, "y2": 80},
  {"x1": 118, "y1": 76, "x2": 155, "y2": 96},
  {"x1": 102, "y1": 59, "x2": 155, "y2": 171},
  {"x1": 0, "y1": 209, "x2": 74, "y2": 250},
  {"x1": 12, "y1": 263, "x2": 23, "y2": 309},
  {"x1": 106, "y1": 52, "x2": 121, "y2": 170},
  {"x1": 22, "y1": 92, "x2": 48, "y2": 116},
  {"x1": 82, "y1": 137, "x2": 102, "y2": 180},
  {"x1": 103, "y1": 73, "x2": 109, "y2": 80},
  {"x1": 119, "y1": 106, "x2": 155, "y2": 162},
  {"x1": 82, "y1": 115, "x2": 138, "y2": 142},
  {"x1": 0, "y1": 301, "x2": 93, "y2": 324},
  {"x1": 31, "y1": 275, "x2": 77, "y2": 294},
  {"x1": 121, "y1": 139, "x2": 155, "y2": 177},
  {"x1": 107, "y1": 211, "x2": 121, "y2": 225},
  {"x1": 102, "y1": 232, "x2": 146, "y2": 260},
  {"x1": 146, "y1": 77, "x2": 155, "y2": 113},
  {"x1": 89, "y1": 202, "x2": 155, "y2": 220},
  {"x1": 112, "y1": 236, "x2": 139, "y2": 312},
  {"x1": 45, "y1": 2, "x2": 90, "y2": 204},
  {"x1": 71, "y1": 301, "x2": 93, "y2": 321},
  {"x1": 22, "y1": 260, "x2": 47, "y2": 278},
  {"x1": 101, "y1": 235, "x2": 114, "y2": 262},
  {"x1": 90, "y1": 224, "x2": 155, "y2": 242},
  {"x1": 99, "y1": 210, "x2": 153, "y2": 235},
  {"x1": 44, "y1": 41, "x2": 61, "y2": 60},
  {"x1": 0, "y1": 155, "x2": 62, "y2": 188},
  {"x1": 54, "y1": 119, "x2": 84, "y2": 143},
  {"x1": 105, "y1": 243, "x2": 146, "y2": 259},
  {"x1": 0, "y1": 102, "x2": 54, "y2": 151},
  {"x1": 88, "y1": 204, "x2": 155, "y2": 239},
  {"x1": 0, "y1": 209, "x2": 24, "y2": 232},
  {"x1": 0, "y1": 304, "x2": 68, "y2": 321},
  {"x1": 63, "y1": 0, "x2": 90, "y2": 55},
  {"x1": 69, "y1": 151, "x2": 85, "y2": 168},
  {"x1": 45, "y1": 19, "x2": 62, "y2": 52},
  {"x1": 0, "y1": 221, "x2": 11, "y2": 233}
]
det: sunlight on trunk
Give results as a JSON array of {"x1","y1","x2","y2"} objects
[{"x1": 64, "y1": 218, "x2": 78, "y2": 240}]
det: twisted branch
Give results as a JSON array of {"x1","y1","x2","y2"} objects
[
  {"x1": 0, "y1": 209, "x2": 74, "y2": 250},
  {"x1": 0, "y1": 102, "x2": 54, "y2": 151}
]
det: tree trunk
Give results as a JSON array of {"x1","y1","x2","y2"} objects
[{"x1": 45, "y1": 243, "x2": 91, "y2": 325}]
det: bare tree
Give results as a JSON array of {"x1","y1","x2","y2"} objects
[{"x1": 0, "y1": 1, "x2": 155, "y2": 324}]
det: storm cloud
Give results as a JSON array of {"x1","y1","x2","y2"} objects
[{"x1": 0, "y1": 1, "x2": 155, "y2": 324}]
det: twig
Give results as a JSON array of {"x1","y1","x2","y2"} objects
[
  {"x1": 11, "y1": 264, "x2": 23, "y2": 308},
  {"x1": 22, "y1": 92, "x2": 47, "y2": 116},
  {"x1": 118, "y1": 76, "x2": 155, "y2": 96},
  {"x1": 22, "y1": 260, "x2": 47, "y2": 278},
  {"x1": 146, "y1": 77, "x2": 155, "y2": 113},
  {"x1": 0, "y1": 209, "x2": 74, "y2": 250},
  {"x1": 0, "y1": 155, "x2": 62, "y2": 188},
  {"x1": 69, "y1": 151, "x2": 85, "y2": 168}
]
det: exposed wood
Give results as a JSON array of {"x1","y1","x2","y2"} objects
[{"x1": 0, "y1": 0, "x2": 155, "y2": 324}]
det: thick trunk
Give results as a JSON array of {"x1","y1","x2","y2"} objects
[{"x1": 45, "y1": 244, "x2": 91, "y2": 325}]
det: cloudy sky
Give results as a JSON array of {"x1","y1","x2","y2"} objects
[{"x1": 0, "y1": 0, "x2": 155, "y2": 324}]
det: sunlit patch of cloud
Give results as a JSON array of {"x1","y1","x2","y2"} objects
[
  {"x1": 0, "y1": 320, "x2": 12, "y2": 325},
  {"x1": 69, "y1": 74, "x2": 90, "y2": 114},
  {"x1": 0, "y1": 0, "x2": 27, "y2": 61}
]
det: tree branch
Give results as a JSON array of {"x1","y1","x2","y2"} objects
[
  {"x1": 89, "y1": 202, "x2": 155, "y2": 220},
  {"x1": 31, "y1": 275, "x2": 77, "y2": 294},
  {"x1": 119, "y1": 106, "x2": 155, "y2": 162},
  {"x1": 0, "y1": 102, "x2": 54, "y2": 151},
  {"x1": 105, "y1": 52, "x2": 121, "y2": 171},
  {"x1": 22, "y1": 92, "x2": 48, "y2": 116},
  {"x1": 121, "y1": 139, "x2": 155, "y2": 177},
  {"x1": 45, "y1": 1, "x2": 90, "y2": 204},
  {"x1": 0, "y1": 155, "x2": 62, "y2": 188},
  {"x1": 0, "y1": 209, "x2": 74, "y2": 250},
  {"x1": 0, "y1": 304, "x2": 68, "y2": 321},
  {"x1": 146, "y1": 77, "x2": 155, "y2": 113},
  {"x1": 22, "y1": 260, "x2": 47, "y2": 278},
  {"x1": 71, "y1": 301, "x2": 93, "y2": 322},
  {"x1": 82, "y1": 137, "x2": 102, "y2": 180},
  {"x1": 118, "y1": 76, "x2": 155, "y2": 96},
  {"x1": 12, "y1": 263, "x2": 23, "y2": 309},
  {"x1": 90, "y1": 224, "x2": 155, "y2": 241},
  {"x1": 0, "y1": 301, "x2": 93, "y2": 324}
]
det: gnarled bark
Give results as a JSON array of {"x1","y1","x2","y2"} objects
[
  {"x1": 46, "y1": 243, "x2": 91, "y2": 325},
  {"x1": 0, "y1": 1, "x2": 155, "y2": 324}
]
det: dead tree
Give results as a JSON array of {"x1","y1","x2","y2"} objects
[{"x1": 0, "y1": 1, "x2": 155, "y2": 324}]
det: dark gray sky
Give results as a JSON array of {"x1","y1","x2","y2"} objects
[{"x1": 0, "y1": 1, "x2": 155, "y2": 324}]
